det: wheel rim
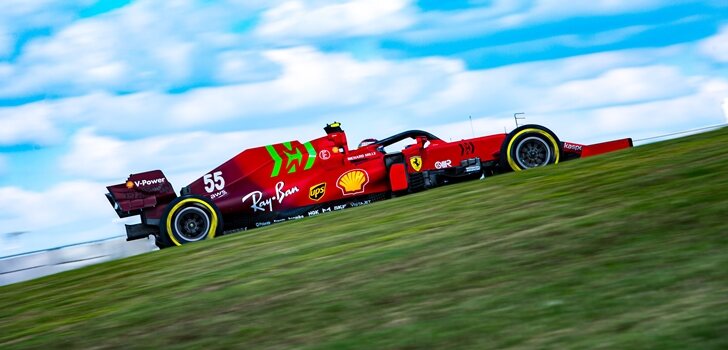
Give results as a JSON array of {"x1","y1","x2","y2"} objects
[
  {"x1": 515, "y1": 137, "x2": 552, "y2": 169},
  {"x1": 173, "y1": 207, "x2": 211, "y2": 242}
]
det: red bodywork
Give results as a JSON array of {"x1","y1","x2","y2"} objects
[{"x1": 107, "y1": 123, "x2": 633, "y2": 243}]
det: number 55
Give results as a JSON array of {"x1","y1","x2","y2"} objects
[{"x1": 204, "y1": 171, "x2": 225, "y2": 193}]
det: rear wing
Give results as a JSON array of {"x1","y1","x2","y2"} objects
[{"x1": 106, "y1": 170, "x2": 177, "y2": 219}]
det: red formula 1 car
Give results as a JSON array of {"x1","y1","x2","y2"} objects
[{"x1": 106, "y1": 123, "x2": 632, "y2": 248}]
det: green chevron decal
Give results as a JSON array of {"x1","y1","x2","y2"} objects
[
  {"x1": 266, "y1": 145, "x2": 283, "y2": 177},
  {"x1": 304, "y1": 142, "x2": 316, "y2": 170},
  {"x1": 267, "y1": 142, "x2": 318, "y2": 177},
  {"x1": 284, "y1": 144, "x2": 303, "y2": 174}
]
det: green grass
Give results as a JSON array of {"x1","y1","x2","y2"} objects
[{"x1": 2, "y1": 128, "x2": 728, "y2": 349}]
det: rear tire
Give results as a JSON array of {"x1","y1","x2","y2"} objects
[
  {"x1": 159, "y1": 195, "x2": 223, "y2": 248},
  {"x1": 154, "y1": 235, "x2": 173, "y2": 250},
  {"x1": 500, "y1": 125, "x2": 562, "y2": 172}
]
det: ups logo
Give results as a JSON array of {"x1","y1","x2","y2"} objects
[{"x1": 309, "y1": 183, "x2": 326, "y2": 201}]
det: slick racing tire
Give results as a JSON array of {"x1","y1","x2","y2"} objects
[
  {"x1": 500, "y1": 124, "x2": 562, "y2": 172},
  {"x1": 158, "y1": 195, "x2": 223, "y2": 248}
]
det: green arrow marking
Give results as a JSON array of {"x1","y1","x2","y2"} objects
[
  {"x1": 304, "y1": 142, "x2": 316, "y2": 170},
  {"x1": 285, "y1": 147, "x2": 303, "y2": 174},
  {"x1": 269, "y1": 142, "x2": 315, "y2": 176},
  {"x1": 266, "y1": 145, "x2": 283, "y2": 177}
]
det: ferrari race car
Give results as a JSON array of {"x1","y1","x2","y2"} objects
[{"x1": 107, "y1": 123, "x2": 632, "y2": 248}]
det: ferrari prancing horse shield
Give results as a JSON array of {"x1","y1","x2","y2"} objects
[{"x1": 410, "y1": 156, "x2": 423, "y2": 172}]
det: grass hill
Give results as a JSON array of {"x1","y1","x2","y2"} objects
[{"x1": 1, "y1": 128, "x2": 727, "y2": 349}]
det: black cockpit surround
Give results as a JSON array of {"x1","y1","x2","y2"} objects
[{"x1": 374, "y1": 130, "x2": 441, "y2": 147}]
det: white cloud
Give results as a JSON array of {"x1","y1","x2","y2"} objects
[
  {"x1": 0, "y1": 1, "x2": 95, "y2": 34},
  {"x1": 0, "y1": 0, "x2": 716, "y2": 101},
  {"x1": 0, "y1": 45, "x2": 720, "y2": 149},
  {"x1": 59, "y1": 124, "x2": 323, "y2": 183},
  {"x1": 0, "y1": 0, "x2": 265, "y2": 98},
  {"x1": 7, "y1": 19, "x2": 133, "y2": 96},
  {"x1": 461, "y1": 25, "x2": 653, "y2": 59},
  {"x1": 213, "y1": 50, "x2": 282, "y2": 84},
  {"x1": 0, "y1": 103, "x2": 62, "y2": 146},
  {"x1": 723, "y1": 98, "x2": 728, "y2": 124},
  {"x1": 59, "y1": 129, "x2": 128, "y2": 180},
  {"x1": 3, "y1": 0, "x2": 422, "y2": 99},
  {"x1": 0, "y1": 0, "x2": 104, "y2": 62},
  {"x1": 408, "y1": 48, "x2": 703, "y2": 120},
  {"x1": 567, "y1": 83, "x2": 727, "y2": 140},
  {"x1": 401, "y1": 0, "x2": 696, "y2": 43},
  {"x1": 0, "y1": 47, "x2": 466, "y2": 143},
  {"x1": 0, "y1": 181, "x2": 111, "y2": 234},
  {"x1": 0, "y1": 180, "x2": 130, "y2": 255},
  {"x1": 540, "y1": 65, "x2": 694, "y2": 111},
  {"x1": 699, "y1": 25, "x2": 728, "y2": 63},
  {"x1": 0, "y1": 62, "x2": 12, "y2": 79},
  {"x1": 416, "y1": 77, "x2": 728, "y2": 146},
  {"x1": 172, "y1": 47, "x2": 463, "y2": 126},
  {"x1": 424, "y1": 117, "x2": 516, "y2": 141},
  {"x1": 2, "y1": 26, "x2": 124, "y2": 97},
  {"x1": 0, "y1": 26, "x2": 12, "y2": 58},
  {"x1": 256, "y1": 0, "x2": 416, "y2": 40}
]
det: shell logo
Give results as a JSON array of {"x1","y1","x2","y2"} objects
[
  {"x1": 337, "y1": 169, "x2": 369, "y2": 196},
  {"x1": 126, "y1": 181, "x2": 135, "y2": 189}
]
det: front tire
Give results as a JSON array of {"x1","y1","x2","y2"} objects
[
  {"x1": 158, "y1": 195, "x2": 223, "y2": 248},
  {"x1": 500, "y1": 125, "x2": 562, "y2": 172}
]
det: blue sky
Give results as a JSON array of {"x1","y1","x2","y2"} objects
[{"x1": 1, "y1": 0, "x2": 727, "y2": 256}]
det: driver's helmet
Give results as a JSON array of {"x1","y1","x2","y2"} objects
[{"x1": 358, "y1": 138, "x2": 378, "y2": 148}]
